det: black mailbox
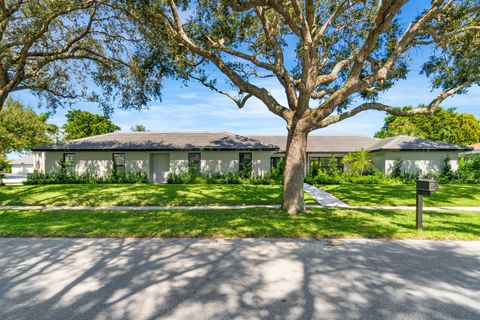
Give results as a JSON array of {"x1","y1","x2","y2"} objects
[
  {"x1": 416, "y1": 179, "x2": 439, "y2": 192},
  {"x1": 415, "y1": 178, "x2": 439, "y2": 230}
]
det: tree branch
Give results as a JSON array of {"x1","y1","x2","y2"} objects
[
  {"x1": 313, "y1": 76, "x2": 480, "y2": 129},
  {"x1": 158, "y1": 0, "x2": 291, "y2": 120},
  {"x1": 189, "y1": 74, "x2": 253, "y2": 109}
]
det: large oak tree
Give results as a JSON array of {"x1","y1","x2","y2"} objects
[
  {"x1": 124, "y1": 0, "x2": 480, "y2": 214},
  {"x1": 0, "y1": 0, "x2": 165, "y2": 112},
  {"x1": 133, "y1": 1, "x2": 479, "y2": 213}
]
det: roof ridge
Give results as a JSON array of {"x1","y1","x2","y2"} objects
[
  {"x1": 67, "y1": 132, "x2": 118, "y2": 142},
  {"x1": 115, "y1": 131, "x2": 233, "y2": 134},
  {"x1": 381, "y1": 136, "x2": 402, "y2": 149}
]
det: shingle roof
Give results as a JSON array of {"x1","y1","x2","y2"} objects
[
  {"x1": 249, "y1": 135, "x2": 380, "y2": 153},
  {"x1": 251, "y1": 135, "x2": 471, "y2": 153},
  {"x1": 368, "y1": 136, "x2": 472, "y2": 151},
  {"x1": 10, "y1": 155, "x2": 34, "y2": 165},
  {"x1": 32, "y1": 132, "x2": 471, "y2": 153},
  {"x1": 32, "y1": 132, "x2": 279, "y2": 151}
]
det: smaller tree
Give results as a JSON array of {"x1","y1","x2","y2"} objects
[
  {"x1": 0, "y1": 98, "x2": 53, "y2": 185},
  {"x1": 0, "y1": 98, "x2": 52, "y2": 153},
  {"x1": 131, "y1": 123, "x2": 147, "y2": 132},
  {"x1": 341, "y1": 149, "x2": 374, "y2": 175},
  {"x1": 0, "y1": 156, "x2": 9, "y2": 185},
  {"x1": 63, "y1": 109, "x2": 121, "y2": 141},
  {"x1": 375, "y1": 107, "x2": 480, "y2": 146}
]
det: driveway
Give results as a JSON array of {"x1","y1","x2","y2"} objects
[
  {"x1": 0, "y1": 238, "x2": 479, "y2": 320},
  {"x1": 2, "y1": 173, "x2": 27, "y2": 184}
]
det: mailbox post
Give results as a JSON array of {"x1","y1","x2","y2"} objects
[{"x1": 415, "y1": 178, "x2": 439, "y2": 230}]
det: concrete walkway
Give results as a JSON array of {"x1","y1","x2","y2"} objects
[
  {"x1": 0, "y1": 238, "x2": 479, "y2": 320},
  {"x1": 304, "y1": 183, "x2": 348, "y2": 207}
]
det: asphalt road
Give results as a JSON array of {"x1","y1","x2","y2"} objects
[{"x1": 0, "y1": 238, "x2": 479, "y2": 320}]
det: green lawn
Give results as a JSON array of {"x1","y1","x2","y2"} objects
[
  {"x1": 0, "y1": 184, "x2": 317, "y2": 206},
  {"x1": 319, "y1": 184, "x2": 480, "y2": 207},
  {"x1": 0, "y1": 208, "x2": 478, "y2": 239}
]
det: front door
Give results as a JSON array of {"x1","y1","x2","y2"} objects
[{"x1": 150, "y1": 154, "x2": 170, "y2": 183}]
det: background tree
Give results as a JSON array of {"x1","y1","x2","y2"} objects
[
  {"x1": 0, "y1": 98, "x2": 52, "y2": 154},
  {"x1": 0, "y1": 98, "x2": 53, "y2": 184},
  {"x1": 124, "y1": 0, "x2": 479, "y2": 214},
  {"x1": 375, "y1": 106, "x2": 480, "y2": 145},
  {"x1": 62, "y1": 109, "x2": 121, "y2": 141},
  {"x1": 131, "y1": 123, "x2": 147, "y2": 132},
  {"x1": 0, "y1": 0, "x2": 165, "y2": 112}
]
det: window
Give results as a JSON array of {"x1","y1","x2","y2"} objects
[
  {"x1": 309, "y1": 156, "x2": 343, "y2": 175},
  {"x1": 63, "y1": 153, "x2": 76, "y2": 175},
  {"x1": 188, "y1": 153, "x2": 201, "y2": 174},
  {"x1": 239, "y1": 152, "x2": 252, "y2": 177},
  {"x1": 113, "y1": 153, "x2": 125, "y2": 175},
  {"x1": 270, "y1": 157, "x2": 284, "y2": 170}
]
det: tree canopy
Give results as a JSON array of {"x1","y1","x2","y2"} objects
[
  {"x1": 62, "y1": 109, "x2": 121, "y2": 141},
  {"x1": 375, "y1": 106, "x2": 480, "y2": 145},
  {"x1": 131, "y1": 123, "x2": 147, "y2": 132},
  {"x1": 0, "y1": 0, "x2": 165, "y2": 112},
  {"x1": 123, "y1": 0, "x2": 480, "y2": 213},
  {"x1": 0, "y1": 98, "x2": 52, "y2": 154}
]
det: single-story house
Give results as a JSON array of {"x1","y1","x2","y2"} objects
[
  {"x1": 462, "y1": 142, "x2": 480, "y2": 158},
  {"x1": 251, "y1": 135, "x2": 471, "y2": 175},
  {"x1": 10, "y1": 155, "x2": 35, "y2": 174},
  {"x1": 32, "y1": 132, "x2": 472, "y2": 183}
]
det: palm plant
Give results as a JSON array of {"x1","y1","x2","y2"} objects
[{"x1": 341, "y1": 149, "x2": 375, "y2": 175}]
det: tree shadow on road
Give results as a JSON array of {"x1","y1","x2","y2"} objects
[{"x1": 0, "y1": 238, "x2": 478, "y2": 319}]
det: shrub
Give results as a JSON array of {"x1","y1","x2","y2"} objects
[
  {"x1": 391, "y1": 159, "x2": 403, "y2": 178},
  {"x1": 25, "y1": 167, "x2": 148, "y2": 185},
  {"x1": 442, "y1": 155, "x2": 454, "y2": 179},
  {"x1": 167, "y1": 167, "x2": 283, "y2": 185},
  {"x1": 457, "y1": 154, "x2": 480, "y2": 183},
  {"x1": 305, "y1": 170, "x2": 341, "y2": 184}
]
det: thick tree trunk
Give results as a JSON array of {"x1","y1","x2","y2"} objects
[{"x1": 282, "y1": 127, "x2": 308, "y2": 215}]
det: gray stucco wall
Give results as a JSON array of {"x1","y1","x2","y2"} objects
[
  {"x1": 41, "y1": 150, "x2": 272, "y2": 182},
  {"x1": 380, "y1": 151, "x2": 459, "y2": 175}
]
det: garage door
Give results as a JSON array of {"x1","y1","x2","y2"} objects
[{"x1": 150, "y1": 154, "x2": 170, "y2": 183}]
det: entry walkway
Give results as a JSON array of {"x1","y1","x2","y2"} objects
[{"x1": 303, "y1": 183, "x2": 348, "y2": 207}]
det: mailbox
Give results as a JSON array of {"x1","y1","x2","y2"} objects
[
  {"x1": 416, "y1": 179, "x2": 439, "y2": 192},
  {"x1": 415, "y1": 178, "x2": 439, "y2": 230}
]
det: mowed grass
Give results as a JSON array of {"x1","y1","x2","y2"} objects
[
  {"x1": 319, "y1": 184, "x2": 480, "y2": 207},
  {"x1": 0, "y1": 208, "x2": 478, "y2": 239},
  {"x1": 0, "y1": 184, "x2": 317, "y2": 206}
]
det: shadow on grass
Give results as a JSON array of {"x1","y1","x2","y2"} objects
[
  {"x1": 0, "y1": 184, "x2": 291, "y2": 206},
  {"x1": 320, "y1": 184, "x2": 480, "y2": 207},
  {"x1": 1, "y1": 208, "x2": 479, "y2": 240}
]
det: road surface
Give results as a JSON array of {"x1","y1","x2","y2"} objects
[{"x1": 0, "y1": 238, "x2": 479, "y2": 319}]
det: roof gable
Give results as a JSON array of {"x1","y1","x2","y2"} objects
[{"x1": 368, "y1": 136, "x2": 472, "y2": 151}]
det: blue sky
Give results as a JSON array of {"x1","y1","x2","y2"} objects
[{"x1": 10, "y1": 2, "x2": 480, "y2": 139}]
